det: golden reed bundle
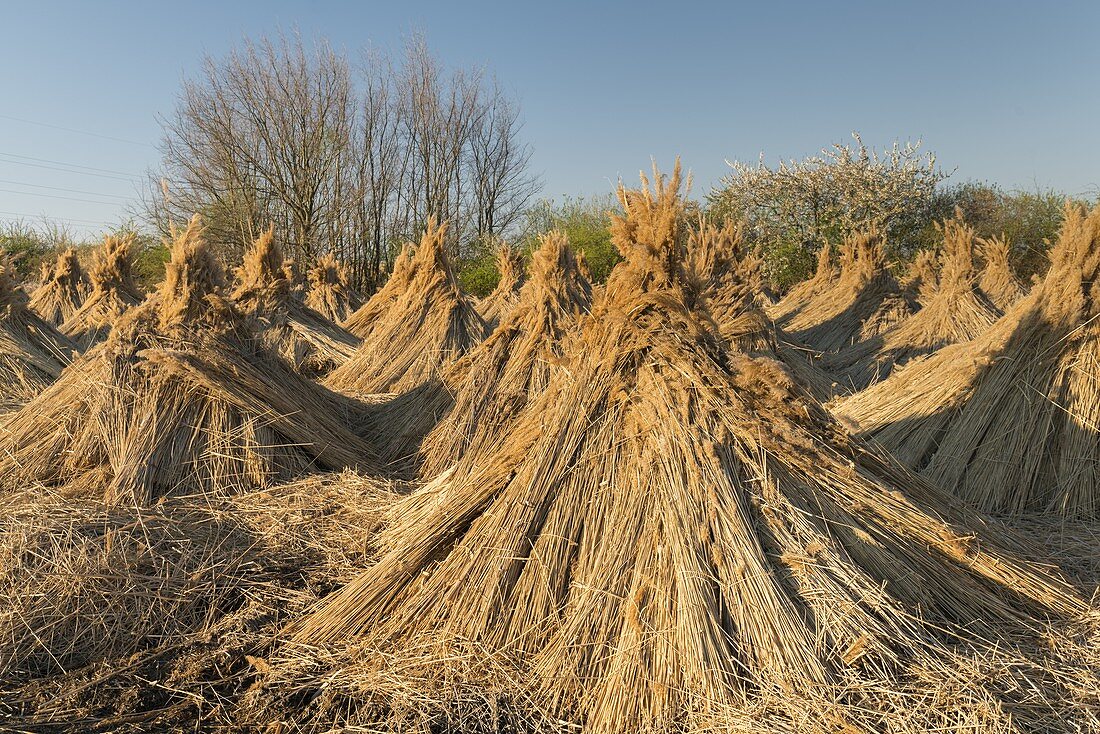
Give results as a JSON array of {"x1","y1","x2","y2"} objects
[
  {"x1": 0, "y1": 256, "x2": 77, "y2": 411},
  {"x1": 838, "y1": 203, "x2": 1100, "y2": 517},
  {"x1": 326, "y1": 218, "x2": 488, "y2": 395},
  {"x1": 341, "y1": 241, "x2": 416, "y2": 338},
  {"x1": 60, "y1": 233, "x2": 145, "y2": 349},
  {"x1": 286, "y1": 164, "x2": 1095, "y2": 734},
  {"x1": 28, "y1": 247, "x2": 89, "y2": 326},
  {"x1": 477, "y1": 242, "x2": 527, "y2": 329},
  {"x1": 305, "y1": 252, "x2": 363, "y2": 323},
  {"x1": 0, "y1": 216, "x2": 378, "y2": 506},
  {"x1": 978, "y1": 233, "x2": 1026, "y2": 310},
  {"x1": 231, "y1": 227, "x2": 361, "y2": 377},
  {"x1": 824, "y1": 217, "x2": 1000, "y2": 391}
]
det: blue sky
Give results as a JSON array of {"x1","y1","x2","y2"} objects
[{"x1": 1, "y1": 0, "x2": 1097, "y2": 236}]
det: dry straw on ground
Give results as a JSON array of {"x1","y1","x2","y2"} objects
[
  {"x1": 781, "y1": 230, "x2": 917, "y2": 352},
  {"x1": 60, "y1": 234, "x2": 145, "y2": 349},
  {"x1": 305, "y1": 252, "x2": 363, "y2": 323},
  {"x1": 415, "y1": 230, "x2": 592, "y2": 478},
  {"x1": 477, "y1": 242, "x2": 527, "y2": 329},
  {"x1": 28, "y1": 247, "x2": 89, "y2": 326},
  {"x1": 287, "y1": 164, "x2": 1096, "y2": 734},
  {"x1": 824, "y1": 217, "x2": 1000, "y2": 391},
  {"x1": 978, "y1": 234, "x2": 1026, "y2": 310},
  {"x1": 231, "y1": 228, "x2": 361, "y2": 377},
  {"x1": 838, "y1": 202, "x2": 1100, "y2": 517},
  {"x1": 0, "y1": 257, "x2": 76, "y2": 411},
  {"x1": 0, "y1": 217, "x2": 377, "y2": 506},
  {"x1": 326, "y1": 218, "x2": 488, "y2": 395}
]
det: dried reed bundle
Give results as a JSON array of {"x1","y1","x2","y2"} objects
[
  {"x1": 978, "y1": 234, "x2": 1026, "y2": 310},
  {"x1": 59, "y1": 234, "x2": 145, "y2": 349},
  {"x1": 0, "y1": 257, "x2": 77, "y2": 410},
  {"x1": 768, "y1": 240, "x2": 836, "y2": 321},
  {"x1": 326, "y1": 218, "x2": 488, "y2": 395},
  {"x1": 232, "y1": 228, "x2": 361, "y2": 377},
  {"x1": 290, "y1": 164, "x2": 1093, "y2": 734},
  {"x1": 414, "y1": 230, "x2": 592, "y2": 478},
  {"x1": 575, "y1": 248, "x2": 592, "y2": 280},
  {"x1": 690, "y1": 219, "x2": 835, "y2": 400},
  {"x1": 305, "y1": 252, "x2": 363, "y2": 323},
  {"x1": 342, "y1": 242, "x2": 416, "y2": 338},
  {"x1": 783, "y1": 229, "x2": 918, "y2": 352},
  {"x1": 0, "y1": 216, "x2": 378, "y2": 505},
  {"x1": 824, "y1": 218, "x2": 1000, "y2": 391},
  {"x1": 282, "y1": 256, "x2": 308, "y2": 301},
  {"x1": 901, "y1": 248, "x2": 940, "y2": 305},
  {"x1": 28, "y1": 247, "x2": 89, "y2": 326},
  {"x1": 477, "y1": 242, "x2": 526, "y2": 329},
  {"x1": 838, "y1": 202, "x2": 1100, "y2": 517}
]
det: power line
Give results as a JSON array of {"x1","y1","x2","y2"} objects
[
  {"x1": 0, "y1": 156, "x2": 140, "y2": 183},
  {"x1": 0, "y1": 178, "x2": 132, "y2": 200},
  {"x1": 0, "y1": 209, "x2": 123, "y2": 227},
  {"x1": 0, "y1": 187, "x2": 129, "y2": 206},
  {"x1": 0, "y1": 113, "x2": 155, "y2": 148},
  {"x1": 0, "y1": 149, "x2": 141, "y2": 177}
]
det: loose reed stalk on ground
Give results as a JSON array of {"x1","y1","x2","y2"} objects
[
  {"x1": 478, "y1": 242, "x2": 527, "y2": 329},
  {"x1": 279, "y1": 163, "x2": 1096, "y2": 734},
  {"x1": 232, "y1": 228, "x2": 361, "y2": 377},
  {"x1": 0, "y1": 217, "x2": 378, "y2": 506},
  {"x1": 782, "y1": 230, "x2": 918, "y2": 352},
  {"x1": 326, "y1": 218, "x2": 488, "y2": 396},
  {"x1": 0, "y1": 257, "x2": 77, "y2": 411},
  {"x1": 978, "y1": 234, "x2": 1026, "y2": 310},
  {"x1": 60, "y1": 234, "x2": 145, "y2": 349},
  {"x1": 305, "y1": 252, "x2": 363, "y2": 323},
  {"x1": 28, "y1": 248, "x2": 89, "y2": 326},
  {"x1": 837, "y1": 202, "x2": 1100, "y2": 518},
  {"x1": 823, "y1": 217, "x2": 1000, "y2": 391}
]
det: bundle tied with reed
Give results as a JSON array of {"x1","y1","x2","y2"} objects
[
  {"x1": 767, "y1": 239, "x2": 836, "y2": 321},
  {"x1": 782, "y1": 229, "x2": 918, "y2": 352},
  {"x1": 28, "y1": 247, "x2": 89, "y2": 326},
  {"x1": 341, "y1": 242, "x2": 417, "y2": 339},
  {"x1": 0, "y1": 216, "x2": 378, "y2": 506},
  {"x1": 231, "y1": 227, "x2": 361, "y2": 377},
  {"x1": 60, "y1": 234, "x2": 145, "y2": 349},
  {"x1": 823, "y1": 217, "x2": 1000, "y2": 391},
  {"x1": 326, "y1": 218, "x2": 488, "y2": 395},
  {"x1": 838, "y1": 202, "x2": 1100, "y2": 517},
  {"x1": 477, "y1": 242, "x2": 527, "y2": 329},
  {"x1": 305, "y1": 252, "x2": 363, "y2": 323},
  {"x1": 0, "y1": 256, "x2": 77, "y2": 411},
  {"x1": 978, "y1": 234, "x2": 1026, "y2": 310},
  {"x1": 413, "y1": 229, "x2": 592, "y2": 478},
  {"x1": 901, "y1": 248, "x2": 940, "y2": 305},
  {"x1": 287, "y1": 164, "x2": 1094, "y2": 734}
]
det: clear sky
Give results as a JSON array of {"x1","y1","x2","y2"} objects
[{"x1": 1, "y1": 0, "x2": 1097, "y2": 236}]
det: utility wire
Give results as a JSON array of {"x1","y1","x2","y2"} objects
[
  {"x1": 0, "y1": 178, "x2": 132, "y2": 200},
  {"x1": 0, "y1": 151, "x2": 142, "y2": 180},
  {"x1": 0, "y1": 186, "x2": 129, "y2": 206},
  {"x1": 0, "y1": 113, "x2": 155, "y2": 148},
  {"x1": 0, "y1": 209, "x2": 123, "y2": 227}
]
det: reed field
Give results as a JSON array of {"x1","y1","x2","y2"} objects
[{"x1": 0, "y1": 161, "x2": 1098, "y2": 734}]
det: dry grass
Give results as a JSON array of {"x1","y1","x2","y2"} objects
[
  {"x1": 824, "y1": 217, "x2": 1000, "y2": 391},
  {"x1": 305, "y1": 252, "x2": 363, "y2": 323},
  {"x1": 477, "y1": 242, "x2": 527, "y2": 329},
  {"x1": 837, "y1": 202, "x2": 1100, "y2": 517},
  {"x1": 60, "y1": 234, "x2": 145, "y2": 349},
  {"x1": 0, "y1": 217, "x2": 379, "y2": 506},
  {"x1": 231, "y1": 228, "x2": 361, "y2": 377},
  {"x1": 283, "y1": 163, "x2": 1097, "y2": 734},
  {"x1": 28, "y1": 247, "x2": 90, "y2": 327},
  {"x1": 782, "y1": 230, "x2": 918, "y2": 352},
  {"x1": 0, "y1": 257, "x2": 77, "y2": 411},
  {"x1": 326, "y1": 218, "x2": 488, "y2": 395}
]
